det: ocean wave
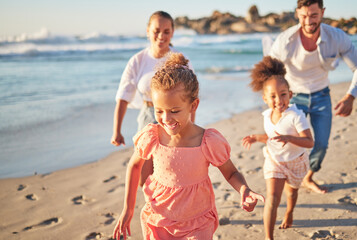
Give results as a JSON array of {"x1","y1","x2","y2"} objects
[
  {"x1": 0, "y1": 42, "x2": 148, "y2": 57},
  {"x1": 201, "y1": 65, "x2": 252, "y2": 74},
  {"x1": 0, "y1": 28, "x2": 147, "y2": 45},
  {"x1": 222, "y1": 49, "x2": 262, "y2": 54},
  {"x1": 0, "y1": 29, "x2": 277, "y2": 57},
  {"x1": 174, "y1": 29, "x2": 197, "y2": 36}
]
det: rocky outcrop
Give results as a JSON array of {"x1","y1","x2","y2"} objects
[
  {"x1": 246, "y1": 5, "x2": 260, "y2": 24},
  {"x1": 175, "y1": 11, "x2": 245, "y2": 34},
  {"x1": 174, "y1": 5, "x2": 357, "y2": 35},
  {"x1": 324, "y1": 17, "x2": 357, "y2": 35}
]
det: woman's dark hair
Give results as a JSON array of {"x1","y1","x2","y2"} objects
[{"x1": 148, "y1": 11, "x2": 174, "y2": 30}]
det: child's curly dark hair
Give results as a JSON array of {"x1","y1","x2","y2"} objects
[{"x1": 250, "y1": 56, "x2": 288, "y2": 92}]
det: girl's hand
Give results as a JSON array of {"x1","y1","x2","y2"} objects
[
  {"x1": 240, "y1": 186, "x2": 265, "y2": 212},
  {"x1": 113, "y1": 210, "x2": 133, "y2": 240},
  {"x1": 241, "y1": 135, "x2": 257, "y2": 150},
  {"x1": 271, "y1": 131, "x2": 290, "y2": 147}
]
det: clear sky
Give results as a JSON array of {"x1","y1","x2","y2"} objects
[{"x1": 0, "y1": 0, "x2": 356, "y2": 36}]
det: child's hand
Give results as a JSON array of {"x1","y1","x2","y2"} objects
[
  {"x1": 240, "y1": 186, "x2": 265, "y2": 212},
  {"x1": 113, "y1": 210, "x2": 133, "y2": 240},
  {"x1": 271, "y1": 131, "x2": 290, "y2": 147},
  {"x1": 242, "y1": 135, "x2": 257, "y2": 150}
]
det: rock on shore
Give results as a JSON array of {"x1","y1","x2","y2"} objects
[{"x1": 175, "y1": 5, "x2": 357, "y2": 35}]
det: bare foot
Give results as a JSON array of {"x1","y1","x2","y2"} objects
[
  {"x1": 302, "y1": 178, "x2": 328, "y2": 194},
  {"x1": 279, "y1": 212, "x2": 293, "y2": 229}
]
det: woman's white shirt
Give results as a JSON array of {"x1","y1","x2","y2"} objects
[{"x1": 115, "y1": 47, "x2": 192, "y2": 109}]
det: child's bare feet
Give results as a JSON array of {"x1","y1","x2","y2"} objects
[
  {"x1": 302, "y1": 178, "x2": 328, "y2": 194},
  {"x1": 279, "y1": 212, "x2": 293, "y2": 229}
]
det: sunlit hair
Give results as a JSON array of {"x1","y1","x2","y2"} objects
[
  {"x1": 297, "y1": 0, "x2": 323, "y2": 9},
  {"x1": 148, "y1": 11, "x2": 174, "y2": 30},
  {"x1": 151, "y1": 53, "x2": 199, "y2": 103},
  {"x1": 250, "y1": 56, "x2": 289, "y2": 92}
]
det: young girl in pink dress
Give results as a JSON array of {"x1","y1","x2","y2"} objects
[
  {"x1": 242, "y1": 56, "x2": 314, "y2": 240},
  {"x1": 113, "y1": 53, "x2": 265, "y2": 240}
]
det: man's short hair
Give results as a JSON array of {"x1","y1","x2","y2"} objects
[{"x1": 297, "y1": 0, "x2": 324, "y2": 9}]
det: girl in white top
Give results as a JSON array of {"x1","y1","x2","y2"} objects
[
  {"x1": 242, "y1": 56, "x2": 314, "y2": 240},
  {"x1": 111, "y1": 11, "x2": 191, "y2": 186}
]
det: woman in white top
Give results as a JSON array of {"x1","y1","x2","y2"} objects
[{"x1": 111, "y1": 11, "x2": 188, "y2": 186}]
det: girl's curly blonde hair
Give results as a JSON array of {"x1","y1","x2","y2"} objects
[
  {"x1": 250, "y1": 56, "x2": 289, "y2": 92},
  {"x1": 151, "y1": 53, "x2": 199, "y2": 103}
]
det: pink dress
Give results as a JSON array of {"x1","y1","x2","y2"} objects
[{"x1": 134, "y1": 124, "x2": 230, "y2": 240}]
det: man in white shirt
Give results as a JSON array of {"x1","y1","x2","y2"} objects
[{"x1": 270, "y1": 0, "x2": 357, "y2": 193}]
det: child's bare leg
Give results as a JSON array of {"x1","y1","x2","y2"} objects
[
  {"x1": 279, "y1": 184, "x2": 298, "y2": 229},
  {"x1": 264, "y1": 178, "x2": 285, "y2": 240}
]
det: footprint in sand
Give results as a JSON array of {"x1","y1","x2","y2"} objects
[
  {"x1": 108, "y1": 183, "x2": 125, "y2": 193},
  {"x1": 237, "y1": 152, "x2": 245, "y2": 159},
  {"x1": 23, "y1": 217, "x2": 62, "y2": 231},
  {"x1": 72, "y1": 195, "x2": 94, "y2": 205},
  {"x1": 213, "y1": 234, "x2": 222, "y2": 240},
  {"x1": 246, "y1": 167, "x2": 262, "y2": 175},
  {"x1": 310, "y1": 230, "x2": 335, "y2": 239},
  {"x1": 25, "y1": 194, "x2": 38, "y2": 201},
  {"x1": 101, "y1": 212, "x2": 116, "y2": 225},
  {"x1": 122, "y1": 157, "x2": 130, "y2": 167},
  {"x1": 85, "y1": 232, "x2": 104, "y2": 240},
  {"x1": 244, "y1": 223, "x2": 253, "y2": 229},
  {"x1": 212, "y1": 182, "x2": 221, "y2": 189},
  {"x1": 103, "y1": 175, "x2": 117, "y2": 183},
  {"x1": 333, "y1": 135, "x2": 341, "y2": 140},
  {"x1": 223, "y1": 193, "x2": 234, "y2": 201},
  {"x1": 219, "y1": 217, "x2": 230, "y2": 226},
  {"x1": 336, "y1": 128, "x2": 347, "y2": 133},
  {"x1": 337, "y1": 196, "x2": 356, "y2": 206},
  {"x1": 17, "y1": 184, "x2": 27, "y2": 191}
]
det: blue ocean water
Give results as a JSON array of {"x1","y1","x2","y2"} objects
[{"x1": 0, "y1": 28, "x2": 356, "y2": 178}]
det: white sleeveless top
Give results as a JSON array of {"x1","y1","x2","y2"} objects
[{"x1": 285, "y1": 33, "x2": 329, "y2": 94}]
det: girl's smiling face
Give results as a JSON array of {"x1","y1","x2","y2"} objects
[
  {"x1": 152, "y1": 84, "x2": 198, "y2": 136},
  {"x1": 263, "y1": 77, "x2": 292, "y2": 113}
]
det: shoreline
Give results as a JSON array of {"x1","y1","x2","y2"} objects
[
  {"x1": 0, "y1": 71, "x2": 263, "y2": 179},
  {"x1": 0, "y1": 82, "x2": 356, "y2": 240}
]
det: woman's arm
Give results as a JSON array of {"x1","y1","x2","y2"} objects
[
  {"x1": 271, "y1": 129, "x2": 314, "y2": 148},
  {"x1": 113, "y1": 151, "x2": 145, "y2": 240},
  {"x1": 111, "y1": 99, "x2": 129, "y2": 146},
  {"x1": 218, "y1": 160, "x2": 265, "y2": 212}
]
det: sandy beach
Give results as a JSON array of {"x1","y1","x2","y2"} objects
[{"x1": 0, "y1": 82, "x2": 356, "y2": 240}]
